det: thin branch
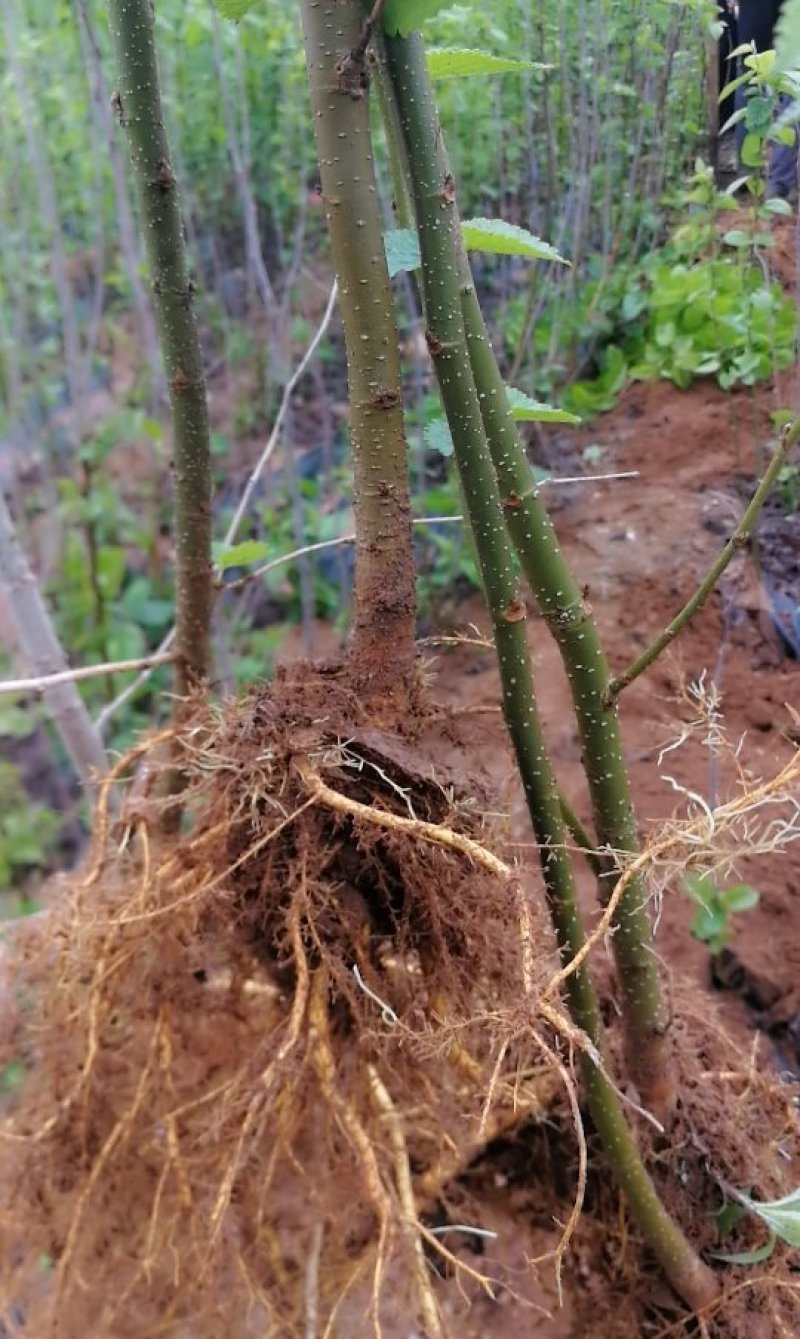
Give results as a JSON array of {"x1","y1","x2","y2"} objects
[
  {"x1": 93, "y1": 463, "x2": 635, "y2": 729},
  {"x1": 557, "y1": 792, "x2": 604, "y2": 878},
  {"x1": 95, "y1": 629, "x2": 175, "y2": 737},
  {"x1": 218, "y1": 514, "x2": 464, "y2": 592},
  {"x1": 221, "y1": 282, "x2": 338, "y2": 553},
  {"x1": 605, "y1": 419, "x2": 800, "y2": 705},
  {"x1": 542, "y1": 469, "x2": 639, "y2": 485},
  {"x1": 348, "y1": 0, "x2": 388, "y2": 67},
  {"x1": 0, "y1": 653, "x2": 175, "y2": 700},
  {"x1": 0, "y1": 491, "x2": 107, "y2": 791}
]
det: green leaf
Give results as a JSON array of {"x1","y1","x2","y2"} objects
[
  {"x1": 460, "y1": 218, "x2": 568, "y2": 264},
  {"x1": 683, "y1": 871, "x2": 712, "y2": 904},
  {"x1": 720, "y1": 108, "x2": 747, "y2": 135},
  {"x1": 768, "y1": 123, "x2": 798, "y2": 146},
  {"x1": 719, "y1": 72, "x2": 751, "y2": 103},
  {"x1": 722, "y1": 229, "x2": 755, "y2": 248},
  {"x1": 741, "y1": 133, "x2": 764, "y2": 168},
  {"x1": 384, "y1": 228, "x2": 421, "y2": 278},
  {"x1": 383, "y1": 0, "x2": 452, "y2": 37},
  {"x1": 691, "y1": 903, "x2": 728, "y2": 949},
  {"x1": 718, "y1": 884, "x2": 759, "y2": 914},
  {"x1": 505, "y1": 387, "x2": 581, "y2": 424},
  {"x1": 711, "y1": 1200, "x2": 746, "y2": 1236},
  {"x1": 215, "y1": 540, "x2": 270, "y2": 571},
  {"x1": 745, "y1": 96, "x2": 774, "y2": 134},
  {"x1": 212, "y1": 0, "x2": 260, "y2": 19},
  {"x1": 738, "y1": 1188, "x2": 800, "y2": 1247},
  {"x1": 426, "y1": 48, "x2": 547, "y2": 80},
  {"x1": 709, "y1": 1236, "x2": 777, "y2": 1266},
  {"x1": 388, "y1": 220, "x2": 567, "y2": 272},
  {"x1": 424, "y1": 416, "x2": 454, "y2": 457}
]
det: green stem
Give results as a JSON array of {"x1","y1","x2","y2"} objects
[
  {"x1": 558, "y1": 792, "x2": 604, "y2": 880},
  {"x1": 383, "y1": 31, "x2": 718, "y2": 1312},
  {"x1": 373, "y1": 27, "x2": 672, "y2": 1116},
  {"x1": 463, "y1": 279, "x2": 674, "y2": 1122},
  {"x1": 377, "y1": 68, "x2": 673, "y2": 1116},
  {"x1": 299, "y1": 0, "x2": 416, "y2": 703},
  {"x1": 372, "y1": 45, "x2": 415, "y2": 231},
  {"x1": 607, "y1": 420, "x2": 800, "y2": 702},
  {"x1": 107, "y1": 0, "x2": 212, "y2": 699}
]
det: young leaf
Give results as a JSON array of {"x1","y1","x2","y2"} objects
[
  {"x1": 383, "y1": 0, "x2": 453, "y2": 37},
  {"x1": 709, "y1": 1236, "x2": 777, "y2": 1265},
  {"x1": 426, "y1": 48, "x2": 548, "y2": 80},
  {"x1": 424, "y1": 416, "x2": 454, "y2": 457},
  {"x1": 460, "y1": 218, "x2": 568, "y2": 264},
  {"x1": 740, "y1": 132, "x2": 764, "y2": 168},
  {"x1": 718, "y1": 884, "x2": 759, "y2": 915},
  {"x1": 719, "y1": 108, "x2": 747, "y2": 135},
  {"x1": 691, "y1": 903, "x2": 728, "y2": 951},
  {"x1": 722, "y1": 229, "x2": 756, "y2": 247},
  {"x1": 215, "y1": 540, "x2": 270, "y2": 571},
  {"x1": 719, "y1": 72, "x2": 751, "y2": 103},
  {"x1": 764, "y1": 196, "x2": 794, "y2": 215},
  {"x1": 506, "y1": 387, "x2": 581, "y2": 425},
  {"x1": 384, "y1": 228, "x2": 421, "y2": 278},
  {"x1": 738, "y1": 1188, "x2": 800, "y2": 1247}
]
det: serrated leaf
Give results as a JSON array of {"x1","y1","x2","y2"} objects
[
  {"x1": 384, "y1": 229, "x2": 421, "y2": 278},
  {"x1": 383, "y1": 0, "x2": 452, "y2": 37},
  {"x1": 460, "y1": 218, "x2": 568, "y2": 264},
  {"x1": 215, "y1": 540, "x2": 270, "y2": 571},
  {"x1": 426, "y1": 48, "x2": 548, "y2": 80},
  {"x1": 424, "y1": 416, "x2": 454, "y2": 457},
  {"x1": 739, "y1": 1187, "x2": 800, "y2": 1247},
  {"x1": 212, "y1": 0, "x2": 260, "y2": 19},
  {"x1": 506, "y1": 387, "x2": 581, "y2": 424},
  {"x1": 775, "y1": 0, "x2": 800, "y2": 72}
]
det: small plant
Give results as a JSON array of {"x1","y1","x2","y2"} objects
[
  {"x1": 711, "y1": 1185, "x2": 800, "y2": 1264},
  {"x1": 561, "y1": 227, "x2": 796, "y2": 411},
  {"x1": 683, "y1": 871, "x2": 760, "y2": 955}
]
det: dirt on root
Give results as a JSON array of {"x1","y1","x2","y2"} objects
[
  {"x1": 248, "y1": 341, "x2": 800, "y2": 1334},
  {"x1": 1, "y1": 648, "x2": 797, "y2": 1337},
  {"x1": 0, "y1": 671, "x2": 572, "y2": 1339}
]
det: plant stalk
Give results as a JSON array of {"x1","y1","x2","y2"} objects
[
  {"x1": 607, "y1": 419, "x2": 800, "y2": 701},
  {"x1": 107, "y1": 0, "x2": 212, "y2": 700},
  {"x1": 459, "y1": 284, "x2": 676, "y2": 1118},
  {"x1": 383, "y1": 31, "x2": 718, "y2": 1311},
  {"x1": 383, "y1": 31, "x2": 675, "y2": 1122},
  {"x1": 299, "y1": 0, "x2": 416, "y2": 704}
]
